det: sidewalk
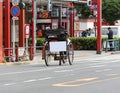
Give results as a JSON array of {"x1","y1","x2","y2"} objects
[{"x1": 1, "y1": 50, "x2": 120, "y2": 65}]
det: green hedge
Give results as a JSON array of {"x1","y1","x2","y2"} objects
[
  {"x1": 35, "y1": 37, "x2": 120, "y2": 50},
  {"x1": 70, "y1": 37, "x2": 107, "y2": 50}
]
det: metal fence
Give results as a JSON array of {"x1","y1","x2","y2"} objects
[
  {"x1": 3, "y1": 45, "x2": 43, "y2": 62},
  {"x1": 103, "y1": 39, "x2": 119, "y2": 52}
]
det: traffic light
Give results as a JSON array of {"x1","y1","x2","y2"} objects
[{"x1": 87, "y1": 0, "x2": 92, "y2": 6}]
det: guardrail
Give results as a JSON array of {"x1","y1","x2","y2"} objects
[
  {"x1": 3, "y1": 45, "x2": 43, "y2": 62},
  {"x1": 103, "y1": 39, "x2": 119, "y2": 52}
]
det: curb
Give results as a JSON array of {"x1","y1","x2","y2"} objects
[{"x1": 0, "y1": 51, "x2": 120, "y2": 66}]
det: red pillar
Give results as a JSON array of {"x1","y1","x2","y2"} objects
[
  {"x1": 31, "y1": 0, "x2": 34, "y2": 57},
  {"x1": 0, "y1": 1, "x2": 3, "y2": 63},
  {"x1": 97, "y1": 0, "x2": 102, "y2": 54},
  {"x1": 69, "y1": 3, "x2": 74, "y2": 37},
  {"x1": 19, "y1": 9, "x2": 25, "y2": 47},
  {"x1": 4, "y1": 0, "x2": 11, "y2": 58}
]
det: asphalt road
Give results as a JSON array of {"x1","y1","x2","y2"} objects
[{"x1": 0, "y1": 53, "x2": 120, "y2": 93}]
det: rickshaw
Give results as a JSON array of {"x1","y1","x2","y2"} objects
[{"x1": 42, "y1": 28, "x2": 74, "y2": 66}]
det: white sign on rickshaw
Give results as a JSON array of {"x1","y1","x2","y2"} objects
[{"x1": 50, "y1": 41, "x2": 67, "y2": 52}]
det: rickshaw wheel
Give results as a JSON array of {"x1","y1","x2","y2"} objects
[
  {"x1": 44, "y1": 44, "x2": 50, "y2": 66},
  {"x1": 68, "y1": 43, "x2": 74, "y2": 65}
]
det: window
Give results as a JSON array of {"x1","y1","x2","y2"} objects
[{"x1": 51, "y1": 8, "x2": 59, "y2": 17}]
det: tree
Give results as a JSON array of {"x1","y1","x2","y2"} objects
[
  {"x1": 102, "y1": 0, "x2": 120, "y2": 25},
  {"x1": 74, "y1": 3, "x2": 91, "y2": 18},
  {"x1": 74, "y1": 0, "x2": 120, "y2": 25}
]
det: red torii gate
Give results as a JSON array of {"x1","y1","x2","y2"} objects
[
  {"x1": 0, "y1": 1, "x2": 3, "y2": 63},
  {"x1": 92, "y1": 0, "x2": 102, "y2": 54},
  {"x1": 1, "y1": 0, "x2": 25, "y2": 62}
]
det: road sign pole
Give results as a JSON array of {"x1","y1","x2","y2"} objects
[
  {"x1": 25, "y1": 38, "x2": 29, "y2": 59},
  {"x1": 12, "y1": 19, "x2": 16, "y2": 61},
  {"x1": 25, "y1": 24, "x2": 30, "y2": 59}
]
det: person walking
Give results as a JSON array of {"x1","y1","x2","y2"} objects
[{"x1": 107, "y1": 27, "x2": 113, "y2": 51}]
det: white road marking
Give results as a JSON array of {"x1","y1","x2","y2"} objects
[
  {"x1": 4, "y1": 83, "x2": 16, "y2": 86},
  {"x1": 107, "y1": 74, "x2": 119, "y2": 76},
  {"x1": 24, "y1": 79, "x2": 37, "y2": 83},
  {"x1": 54, "y1": 70, "x2": 73, "y2": 73},
  {"x1": 0, "y1": 67, "x2": 63, "y2": 76},
  {"x1": 96, "y1": 69, "x2": 112, "y2": 72},
  {"x1": 90, "y1": 65, "x2": 105, "y2": 68},
  {"x1": 24, "y1": 77, "x2": 52, "y2": 83},
  {"x1": 3, "y1": 77, "x2": 53, "y2": 86},
  {"x1": 38, "y1": 77, "x2": 52, "y2": 80}
]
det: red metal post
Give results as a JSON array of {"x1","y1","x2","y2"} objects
[
  {"x1": 29, "y1": 45, "x2": 33, "y2": 60},
  {"x1": 42, "y1": 46, "x2": 45, "y2": 59},
  {"x1": 0, "y1": 1, "x2": 3, "y2": 63},
  {"x1": 32, "y1": 0, "x2": 34, "y2": 58},
  {"x1": 15, "y1": 46, "x2": 19, "y2": 61},
  {"x1": 4, "y1": 0, "x2": 11, "y2": 58},
  {"x1": 69, "y1": 3, "x2": 74, "y2": 37},
  {"x1": 19, "y1": 9, "x2": 25, "y2": 47},
  {"x1": 97, "y1": 0, "x2": 102, "y2": 54}
]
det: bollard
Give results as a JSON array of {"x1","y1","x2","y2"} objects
[
  {"x1": 30, "y1": 45, "x2": 33, "y2": 60},
  {"x1": 10, "y1": 49, "x2": 13, "y2": 62},
  {"x1": 15, "y1": 46, "x2": 19, "y2": 61},
  {"x1": 42, "y1": 46, "x2": 45, "y2": 59}
]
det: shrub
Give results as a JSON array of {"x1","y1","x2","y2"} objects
[{"x1": 33, "y1": 37, "x2": 120, "y2": 50}]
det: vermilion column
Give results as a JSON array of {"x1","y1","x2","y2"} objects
[
  {"x1": 69, "y1": 3, "x2": 74, "y2": 37},
  {"x1": 19, "y1": 9, "x2": 25, "y2": 47},
  {"x1": 97, "y1": 0, "x2": 102, "y2": 54},
  {"x1": 32, "y1": 0, "x2": 34, "y2": 47},
  {"x1": 4, "y1": 0, "x2": 11, "y2": 58},
  {"x1": 0, "y1": 0, "x2": 3, "y2": 63}
]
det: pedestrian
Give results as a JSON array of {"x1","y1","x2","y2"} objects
[
  {"x1": 37, "y1": 29, "x2": 43, "y2": 38},
  {"x1": 107, "y1": 27, "x2": 113, "y2": 51},
  {"x1": 87, "y1": 28, "x2": 91, "y2": 36},
  {"x1": 81, "y1": 30, "x2": 87, "y2": 37}
]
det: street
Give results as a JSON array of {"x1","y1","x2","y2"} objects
[{"x1": 0, "y1": 53, "x2": 120, "y2": 93}]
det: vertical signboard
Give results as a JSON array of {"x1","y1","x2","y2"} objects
[{"x1": 25, "y1": 24, "x2": 30, "y2": 38}]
